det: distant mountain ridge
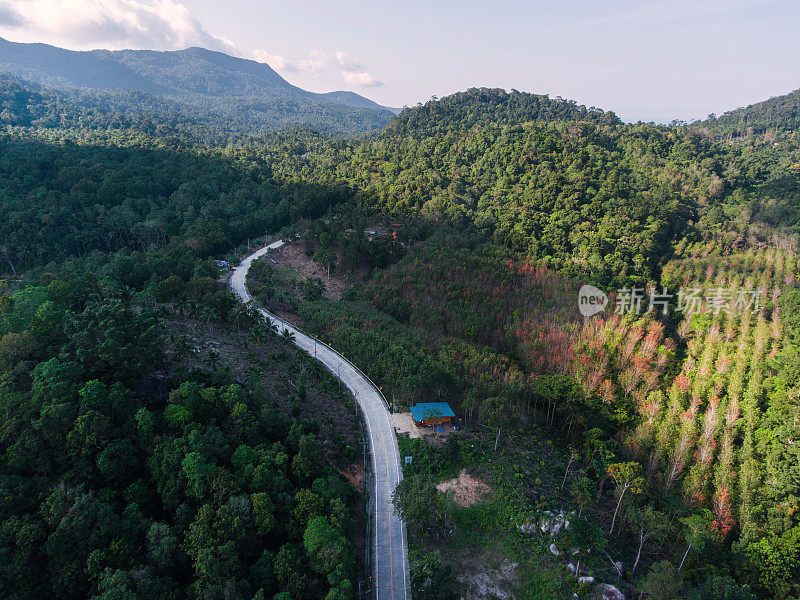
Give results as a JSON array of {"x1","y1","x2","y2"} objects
[{"x1": 0, "y1": 37, "x2": 394, "y2": 133}]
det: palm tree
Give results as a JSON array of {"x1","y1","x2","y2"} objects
[
  {"x1": 204, "y1": 348, "x2": 220, "y2": 372},
  {"x1": 267, "y1": 320, "x2": 280, "y2": 336},
  {"x1": 200, "y1": 305, "x2": 217, "y2": 325},
  {"x1": 175, "y1": 335, "x2": 192, "y2": 360},
  {"x1": 230, "y1": 304, "x2": 246, "y2": 334}
]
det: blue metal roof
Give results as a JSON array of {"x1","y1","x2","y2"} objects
[{"x1": 410, "y1": 402, "x2": 455, "y2": 421}]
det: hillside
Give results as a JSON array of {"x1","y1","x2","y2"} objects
[
  {"x1": 703, "y1": 86, "x2": 800, "y2": 138},
  {"x1": 0, "y1": 37, "x2": 394, "y2": 134},
  {"x1": 252, "y1": 90, "x2": 800, "y2": 598},
  {"x1": 386, "y1": 87, "x2": 620, "y2": 137}
]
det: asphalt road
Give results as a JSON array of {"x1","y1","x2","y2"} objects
[{"x1": 231, "y1": 241, "x2": 410, "y2": 600}]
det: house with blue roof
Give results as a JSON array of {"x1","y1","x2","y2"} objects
[{"x1": 410, "y1": 402, "x2": 455, "y2": 427}]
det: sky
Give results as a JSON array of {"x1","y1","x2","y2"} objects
[{"x1": 0, "y1": 0, "x2": 798, "y2": 122}]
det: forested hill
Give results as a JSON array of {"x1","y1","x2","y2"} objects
[
  {"x1": 0, "y1": 72, "x2": 392, "y2": 140},
  {"x1": 301, "y1": 90, "x2": 720, "y2": 287},
  {"x1": 703, "y1": 85, "x2": 800, "y2": 137},
  {"x1": 386, "y1": 88, "x2": 620, "y2": 137},
  {"x1": 0, "y1": 37, "x2": 394, "y2": 134}
]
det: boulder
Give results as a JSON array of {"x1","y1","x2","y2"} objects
[
  {"x1": 578, "y1": 576, "x2": 595, "y2": 584},
  {"x1": 539, "y1": 510, "x2": 572, "y2": 536},
  {"x1": 549, "y1": 543, "x2": 560, "y2": 556},
  {"x1": 587, "y1": 583, "x2": 625, "y2": 600}
]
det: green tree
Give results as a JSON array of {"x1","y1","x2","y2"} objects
[
  {"x1": 252, "y1": 492, "x2": 277, "y2": 535},
  {"x1": 640, "y1": 561, "x2": 683, "y2": 600},
  {"x1": 409, "y1": 550, "x2": 460, "y2": 600},
  {"x1": 679, "y1": 509, "x2": 715, "y2": 572},
  {"x1": 606, "y1": 462, "x2": 644, "y2": 534}
]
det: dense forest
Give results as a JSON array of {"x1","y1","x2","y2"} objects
[
  {"x1": 0, "y1": 102, "x2": 368, "y2": 599},
  {"x1": 0, "y1": 261, "x2": 363, "y2": 600},
  {"x1": 3, "y1": 66, "x2": 800, "y2": 600}
]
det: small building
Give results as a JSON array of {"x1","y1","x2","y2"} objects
[{"x1": 410, "y1": 402, "x2": 455, "y2": 427}]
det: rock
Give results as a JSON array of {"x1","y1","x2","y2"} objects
[
  {"x1": 612, "y1": 561, "x2": 624, "y2": 576},
  {"x1": 540, "y1": 510, "x2": 572, "y2": 536},
  {"x1": 517, "y1": 521, "x2": 537, "y2": 534},
  {"x1": 578, "y1": 576, "x2": 595, "y2": 584},
  {"x1": 587, "y1": 583, "x2": 625, "y2": 600},
  {"x1": 566, "y1": 563, "x2": 576, "y2": 574},
  {"x1": 549, "y1": 543, "x2": 560, "y2": 556}
]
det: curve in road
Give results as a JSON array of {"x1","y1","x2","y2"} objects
[{"x1": 231, "y1": 241, "x2": 410, "y2": 600}]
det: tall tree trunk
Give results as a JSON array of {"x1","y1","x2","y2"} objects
[
  {"x1": 609, "y1": 485, "x2": 628, "y2": 534},
  {"x1": 679, "y1": 542, "x2": 693, "y2": 571},
  {"x1": 561, "y1": 454, "x2": 575, "y2": 490},
  {"x1": 632, "y1": 530, "x2": 645, "y2": 574}
]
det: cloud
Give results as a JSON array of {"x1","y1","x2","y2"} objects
[
  {"x1": 342, "y1": 70, "x2": 383, "y2": 87},
  {"x1": 0, "y1": 2, "x2": 23, "y2": 26},
  {"x1": 0, "y1": 0, "x2": 235, "y2": 51},
  {"x1": 251, "y1": 48, "x2": 384, "y2": 89}
]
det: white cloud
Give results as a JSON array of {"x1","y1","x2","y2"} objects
[
  {"x1": 342, "y1": 70, "x2": 382, "y2": 87},
  {"x1": 250, "y1": 48, "x2": 384, "y2": 89},
  {"x1": 0, "y1": 0, "x2": 235, "y2": 51},
  {"x1": 0, "y1": 2, "x2": 22, "y2": 26}
]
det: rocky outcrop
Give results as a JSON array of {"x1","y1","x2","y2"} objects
[{"x1": 587, "y1": 583, "x2": 625, "y2": 600}]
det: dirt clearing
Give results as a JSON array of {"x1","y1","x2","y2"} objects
[
  {"x1": 393, "y1": 412, "x2": 428, "y2": 439},
  {"x1": 437, "y1": 469, "x2": 491, "y2": 507}
]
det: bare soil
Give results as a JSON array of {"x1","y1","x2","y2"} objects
[
  {"x1": 392, "y1": 412, "x2": 428, "y2": 439},
  {"x1": 269, "y1": 241, "x2": 350, "y2": 300},
  {"x1": 337, "y1": 463, "x2": 365, "y2": 488},
  {"x1": 436, "y1": 469, "x2": 491, "y2": 507}
]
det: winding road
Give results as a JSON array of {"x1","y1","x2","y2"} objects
[{"x1": 231, "y1": 241, "x2": 410, "y2": 600}]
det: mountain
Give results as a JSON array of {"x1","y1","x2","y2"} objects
[{"x1": 0, "y1": 37, "x2": 395, "y2": 134}]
